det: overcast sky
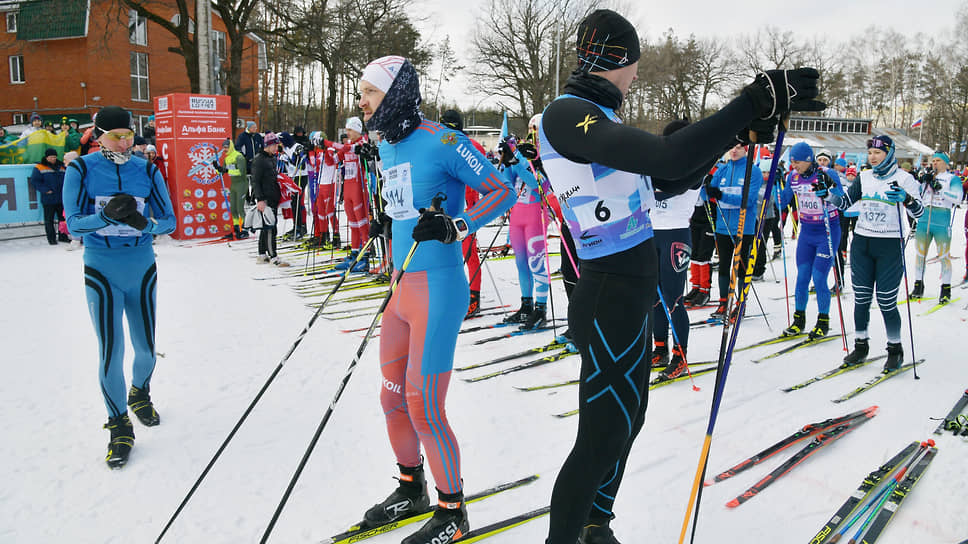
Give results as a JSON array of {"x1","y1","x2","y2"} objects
[{"x1": 409, "y1": 0, "x2": 966, "y2": 111}]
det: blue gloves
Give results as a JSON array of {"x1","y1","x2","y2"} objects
[{"x1": 884, "y1": 185, "x2": 908, "y2": 203}]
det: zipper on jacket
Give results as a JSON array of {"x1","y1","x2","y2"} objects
[{"x1": 116, "y1": 163, "x2": 122, "y2": 191}]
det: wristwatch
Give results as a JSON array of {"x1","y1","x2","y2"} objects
[{"x1": 453, "y1": 217, "x2": 469, "y2": 241}]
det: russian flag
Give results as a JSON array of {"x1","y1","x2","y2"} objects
[{"x1": 911, "y1": 118, "x2": 923, "y2": 128}]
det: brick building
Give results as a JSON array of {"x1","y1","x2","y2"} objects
[{"x1": 1, "y1": 0, "x2": 264, "y2": 133}]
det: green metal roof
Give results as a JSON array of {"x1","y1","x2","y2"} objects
[{"x1": 17, "y1": 0, "x2": 88, "y2": 41}]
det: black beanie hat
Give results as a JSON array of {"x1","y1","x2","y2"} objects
[
  {"x1": 45, "y1": 148, "x2": 58, "y2": 158},
  {"x1": 576, "y1": 9, "x2": 640, "y2": 73},
  {"x1": 440, "y1": 110, "x2": 463, "y2": 132},
  {"x1": 95, "y1": 106, "x2": 131, "y2": 135}
]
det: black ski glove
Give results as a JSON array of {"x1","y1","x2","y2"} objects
[
  {"x1": 119, "y1": 211, "x2": 149, "y2": 231},
  {"x1": 369, "y1": 212, "x2": 392, "y2": 239},
  {"x1": 412, "y1": 208, "x2": 460, "y2": 244},
  {"x1": 706, "y1": 186, "x2": 723, "y2": 201},
  {"x1": 812, "y1": 170, "x2": 835, "y2": 198},
  {"x1": 102, "y1": 194, "x2": 137, "y2": 222},
  {"x1": 736, "y1": 116, "x2": 780, "y2": 145},
  {"x1": 743, "y1": 68, "x2": 826, "y2": 119},
  {"x1": 518, "y1": 142, "x2": 538, "y2": 160}
]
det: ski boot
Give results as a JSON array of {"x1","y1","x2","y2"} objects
[
  {"x1": 710, "y1": 299, "x2": 728, "y2": 321},
  {"x1": 783, "y1": 311, "x2": 806, "y2": 337},
  {"x1": 272, "y1": 256, "x2": 291, "y2": 268},
  {"x1": 333, "y1": 250, "x2": 360, "y2": 271},
  {"x1": 883, "y1": 342, "x2": 904, "y2": 373},
  {"x1": 842, "y1": 338, "x2": 869, "y2": 366},
  {"x1": 555, "y1": 328, "x2": 572, "y2": 345},
  {"x1": 909, "y1": 280, "x2": 925, "y2": 300},
  {"x1": 808, "y1": 314, "x2": 829, "y2": 340},
  {"x1": 728, "y1": 304, "x2": 744, "y2": 324},
  {"x1": 235, "y1": 225, "x2": 249, "y2": 239},
  {"x1": 401, "y1": 489, "x2": 468, "y2": 544},
  {"x1": 940, "y1": 284, "x2": 952, "y2": 304},
  {"x1": 350, "y1": 253, "x2": 370, "y2": 273},
  {"x1": 520, "y1": 301, "x2": 547, "y2": 330},
  {"x1": 503, "y1": 297, "x2": 533, "y2": 324},
  {"x1": 579, "y1": 517, "x2": 621, "y2": 544},
  {"x1": 104, "y1": 413, "x2": 135, "y2": 469},
  {"x1": 465, "y1": 290, "x2": 481, "y2": 319},
  {"x1": 363, "y1": 463, "x2": 431, "y2": 526},
  {"x1": 658, "y1": 346, "x2": 688, "y2": 381},
  {"x1": 127, "y1": 385, "x2": 160, "y2": 426},
  {"x1": 690, "y1": 288, "x2": 710, "y2": 307},
  {"x1": 256, "y1": 254, "x2": 270, "y2": 264},
  {"x1": 650, "y1": 341, "x2": 669, "y2": 368},
  {"x1": 330, "y1": 232, "x2": 342, "y2": 250},
  {"x1": 683, "y1": 286, "x2": 701, "y2": 306}
]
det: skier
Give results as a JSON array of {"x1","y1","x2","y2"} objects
[
  {"x1": 307, "y1": 132, "x2": 340, "y2": 248},
  {"x1": 62, "y1": 105, "x2": 176, "y2": 468},
  {"x1": 499, "y1": 133, "x2": 551, "y2": 329},
  {"x1": 537, "y1": 9, "x2": 822, "y2": 544},
  {"x1": 779, "y1": 142, "x2": 843, "y2": 339},
  {"x1": 651, "y1": 118, "x2": 700, "y2": 379},
  {"x1": 331, "y1": 117, "x2": 373, "y2": 272},
  {"x1": 215, "y1": 138, "x2": 249, "y2": 240},
  {"x1": 279, "y1": 132, "x2": 309, "y2": 240},
  {"x1": 355, "y1": 55, "x2": 515, "y2": 544},
  {"x1": 911, "y1": 151, "x2": 964, "y2": 303},
  {"x1": 706, "y1": 142, "x2": 766, "y2": 320},
  {"x1": 818, "y1": 135, "x2": 923, "y2": 372},
  {"x1": 439, "y1": 109, "x2": 487, "y2": 318},
  {"x1": 684, "y1": 168, "x2": 717, "y2": 308}
]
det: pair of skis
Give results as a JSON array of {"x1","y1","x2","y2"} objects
[
  {"x1": 809, "y1": 440, "x2": 937, "y2": 544},
  {"x1": 321, "y1": 475, "x2": 546, "y2": 544},
  {"x1": 932, "y1": 388, "x2": 968, "y2": 435},
  {"x1": 703, "y1": 406, "x2": 877, "y2": 508}
]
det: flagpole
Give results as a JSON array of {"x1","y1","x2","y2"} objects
[{"x1": 919, "y1": 123, "x2": 922, "y2": 143}]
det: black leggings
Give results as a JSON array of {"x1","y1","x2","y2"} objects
[
  {"x1": 560, "y1": 222, "x2": 579, "y2": 299},
  {"x1": 547, "y1": 251, "x2": 657, "y2": 544},
  {"x1": 715, "y1": 233, "x2": 755, "y2": 300},
  {"x1": 653, "y1": 228, "x2": 690, "y2": 347},
  {"x1": 257, "y1": 206, "x2": 278, "y2": 258}
]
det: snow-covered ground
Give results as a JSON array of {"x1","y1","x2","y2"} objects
[{"x1": 2, "y1": 211, "x2": 967, "y2": 544}]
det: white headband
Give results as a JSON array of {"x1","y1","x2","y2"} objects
[{"x1": 361, "y1": 55, "x2": 406, "y2": 93}]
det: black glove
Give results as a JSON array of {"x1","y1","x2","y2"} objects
[
  {"x1": 411, "y1": 208, "x2": 459, "y2": 243},
  {"x1": 518, "y1": 142, "x2": 538, "y2": 161},
  {"x1": 706, "y1": 186, "x2": 723, "y2": 201},
  {"x1": 214, "y1": 164, "x2": 228, "y2": 174},
  {"x1": 930, "y1": 179, "x2": 943, "y2": 192},
  {"x1": 743, "y1": 68, "x2": 826, "y2": 119},
  {"x1": 499, "y1": 148, "x2": 518, "y2": 167},
  {"x1": 102, "y1": 194, "x2": 137, "y2": 222},
  {"x1": 812, "y1": 170, "x2": 834, "y2": 198},
  {"x1": 120, "y1": 211, "x2": 149, "y2": 231},
  {"x1": 736, "y1": 116, "x2": 780, "y2": 145},
  {"x1": 368, "y1": 212, "x2": 392, "y2": 238}
]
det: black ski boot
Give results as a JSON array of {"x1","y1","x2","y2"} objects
[
  {"x1": 690, "y1": 288, "x2": 710, "y2": 307},
  {"x1": 401, "y1": 489, "x2": 468, "y2": 544},
  {"x1": 465, "y1": 290, "x2": 481, "y2": 319},
  {"x1": 683, "y1": 286, "x2": 701, "y2": 306},
  {"x1": 940, "y1": 284, "x2": 952, "y2": 304},
  {"x1": 579, "y1": 517, "x2": 621, "y2": 544},
  {"x1": 521, "y1": 301, "x2": 547, "y2": 330},
  {"x1": 883, "y1": 342, "x2": 904, "y2": 373},
  {"x1": 710, "y1": 299, "x2": 728, "y2": 320},
  {"x1": 363, "y1": 463, "x2": 430, "y2": 526},
  {"x1": 127, "y1": 385, "x2": 160, "y2": 426},
  {"x1": 503, "y1": 297, "x2": 533, "y2": 324},
  {"x1": 650, "y1": 341, "x2": 669, "y2": 368},
  {"x1": 909, "y1": 280, "x2": 925, "y2": 300},
  {"x1": 659, "y1": 346, "x2": 688, "y2": 380},
  {"x1": 104, "y1": 413, "x2": 135, "y2": 469},
  {"x1": 783, "y1": 311, "x2": 806, "y2": 337},
  {"x1": 330, "y1": 232, "x2": 342, "y2": 250},
  {"x1": 808, "y1": 314, "x2": 829, "y2": 340},
  {"x1": 843, "y1": 338, "x2": 869, "y2": 366},
  {"x1": 235, "y1": 224, "x2": 249, "y2": 239}
]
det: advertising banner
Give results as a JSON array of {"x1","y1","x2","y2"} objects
[
  {"x1": 0, "y1": 164, "x2": 43, "y2": 224},
  {"x1": 154, "y1": 93, "x2": 233, "y2": 240}
]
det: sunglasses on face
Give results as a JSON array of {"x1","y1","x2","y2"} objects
[
  {"x1": 99, "y1": 128, "x2": 135, "y2": 142},
  {"x1": 867, "y1": 139, "x2": 890, "y2": 151}
]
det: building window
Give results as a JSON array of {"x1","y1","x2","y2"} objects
[
  {"x1": 12, "y1": 113, "x2": 26, "y2": 124},
  {"x1": 128, "y1": 9, "x2": 147, "y2": 45},
  {"x1": 212, "y1": 29, "x2": 226, "y2": 62},
  {"x1": 130, "y1": 52, "x2": 149, "y2": 101},
  {"x1": 5, "y1": 12, "x2": 16, "y2": 32},
  {"x1": 134, "y1": 114, "x2": 152, "y2": 135},
  {"x1": 9, "y1": 54, "x2": 24, "y2": 83}
]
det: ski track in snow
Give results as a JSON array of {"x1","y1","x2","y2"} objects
[{"x1": 2, "y1": 210, "x2": 968, "y2": 544}]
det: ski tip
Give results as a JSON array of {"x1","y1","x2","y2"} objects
[
  {"x1": 702, "y1": 480, "x2": 712, "y2": 487},
  {"x1": 725, "y1": 498, "x2": 740, "y2": 508}
]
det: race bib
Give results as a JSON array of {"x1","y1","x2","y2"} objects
[
  {"x1": 516, "y1": 182, "x2": 533, "y2": 204},
  {"x1": 344, "y1": 160, "x2": 358, "y2": 180},
  {"x1": 381, "y1": 162, "x2": 418, "y2": 220},
  {"x1": 95, "y1": 196, "x2": 146, "y2": 237},
  {"x1": 858, "y1": 199, "x2": 895, "y2": 233}
]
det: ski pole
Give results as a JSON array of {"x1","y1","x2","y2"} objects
[
  {"x1": 153, "y1": 237, "x2": 376, "y2": 544},
  {"x1": 259, "y1": 239, "x2": 420, "y2": 543},
  {"x1": 818, "y1": 182, "x2": 848, "y2": 351},
  {"x1": 714, "y1": 203, "x2": 771, "y2": 331},
  {"x1": 894, "y1": 193, "x2": 920, "y2": 379},
  {"x1": 776, "y1": 180, "x2": 792, "y2": 326},
  {"x1": 680, "y1": 123, "x2": 787, "y2": 544},
  {"x1": 655, "y1": 286, "x2": 700, "y2": 391},
  {"x1": 467, "y1": 214, "x2": 510, "y2": 314}
]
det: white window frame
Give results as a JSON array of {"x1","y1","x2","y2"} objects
[
  {"x1": 128, "y1": 9, "x2": 147, "y2": 46},
  {"x1": 12, "y1": 113, "x2": 26, "y2": 124},
  {"x1": 6, "y1": 12, "x2": 16, "y2": 33},
  {"x1": 130, "y1": 52, "x2": 149, "y2": 102},
  {"x1": 212, "y1": 29, "x2": 226, "y2": 62},
  {"x1": 9, "y1": 55, "x2": 24, "y2": 84}
]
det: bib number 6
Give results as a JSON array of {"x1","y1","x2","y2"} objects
[{"x1": 595, "y1": 200, "x2": 611, "y2": 222}]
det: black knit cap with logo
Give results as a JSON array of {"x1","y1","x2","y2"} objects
[
  {"x1": 95, "y1": 106, "x2": 132, "y2": 137},
  {"x1": 576, "y1": 9, "x2": 641, "y2": 73}
]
